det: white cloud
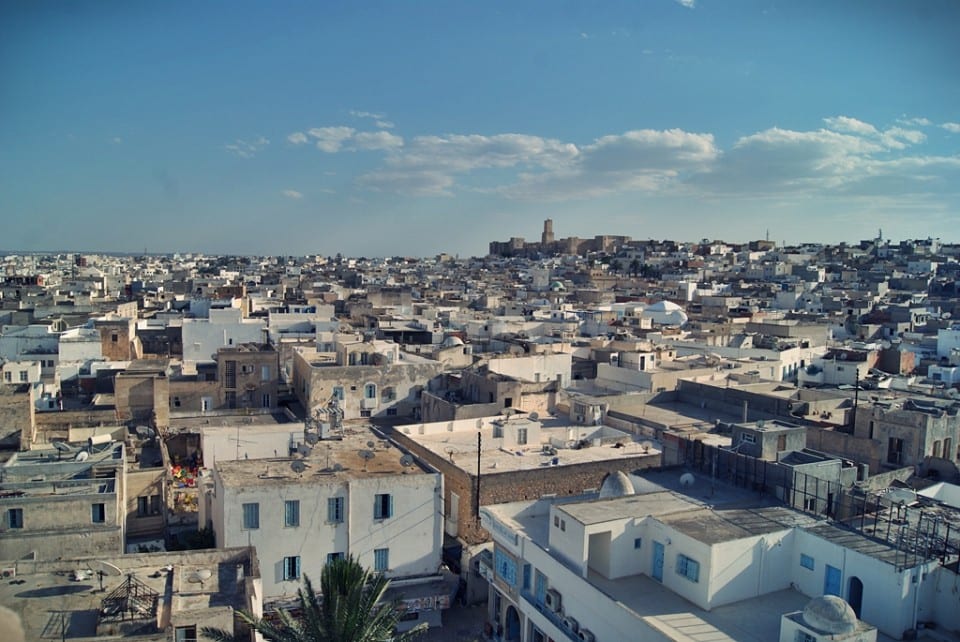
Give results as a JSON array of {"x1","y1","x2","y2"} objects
[
  {"x1": 308, "y1": 127, "x2": 356, "y2": 153},
  {"x1": 823, "y1": 116, "x2": 878, "y2": 136},
  {"x1": 880, "y1": 127, "x2": 926, "y2": 150},
  {"x1": 287, "y1": 132, "x2": 308, "y2": 145},
  {"x1": 281, "y1": 189, "x2": 303, "y2": 199},
  {"x1": 501, "y1": 129, "x2": 716, "y2": 200},
  {"x1": 898, "y1": 116, "x2": 932, "y2": 127},
  {"x1": 111, "y1": 137, "x2": 123, "y2": 144},
  {"x1": 388, "y1": 133, "x2": 579, "y2": 173},
  {"x1": 375, "y1": 120, "x2": 395, "y2": 129},
  {"x1": 675, "y1": 0, "x2": 695, "y2": 7},
  {"x1": 357, "y1": 170, "x2": 455, "y2": 196},
  {"x1": 350, "y1": 110, "x2": 385, "y2": 120},
  {"x1": 352, "y1": 130, "x2": 404, "y2": 151},
  {"x1": 225, "y1": 136, "x2": 269, "y2": 159},
  {"x1": 942, "y1": 122, "x2": 960, "y2": 133}
]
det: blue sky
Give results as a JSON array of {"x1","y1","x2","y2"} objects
[{"x1": 2, "y1": 1, "x2": 959, "y2": 256}]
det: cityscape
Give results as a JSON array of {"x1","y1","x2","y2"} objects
[{"x1": 3, "y1": 2, "x2": 960, "y2": 642}]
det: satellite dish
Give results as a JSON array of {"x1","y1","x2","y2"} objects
[
  {"x1": 187, "y1": 569, "x2": 212, "y2": 584},
  {"x1": 367, "y1": 441, "x2": 376, "y2": 449},
  {"x1": 297, "y1": 443, "x2": 312, "y2": 457},
  {"x1": 53, "y1": 441, "x2": 72, "y2": 453},
  {"x1": 399, "y1": 454, "x2": 415, "y2": 467},
  {"x1": 358, "y1": 449, "x2": 375, "y2": 471},
  {"x1": 291, "y1": 460, "x2": 307, "y2": 474},
  {"x1": 93, "y1": 560, "x2": 122, "y2": 576},
  {"x1": 332, "y1": 463, "x2": 344, "y2": 472},
  {"x1": 304, "y1": 432, "x2": 320, "y2": 445},
  {"x1": 680, "y1": 473, "x2": 696, "y2": 487},
  {"x1": 75, "y1": 451, "x2": 90, "y2": 462},
  {"x1": 529, "y1": 412, "x2": 539, "y2": 421},
  {"x1": 641, "y1": 441, "x2": 654, "y2": 453},
  {"x1": 135, "y1": 426, "x2": 156, "y2": 439}
]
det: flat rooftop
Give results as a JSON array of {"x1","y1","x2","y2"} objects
[
  {"x1": 405, "y1": 417, "x2": 660, "y2": 474},
  {"x1": 216, "y1": 427, "x2": 429, "y2": 486},
  {"x1": 0, "y1": 548, "x2": 255, "y2": 642}
]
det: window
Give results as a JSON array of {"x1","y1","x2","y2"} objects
[
  {"x1": 795, "y1": 632, "x2": 817, "y2": 642},
  {"x1": 522, "y1": 563, "x2": 531, "y2": 590},
  {"x1": 887, "y1": 437, "x2": 904, "y2": 465},
  {"x1": 516, "y1": 428, "x2": 527, "y2": 445},
  {"x1": 676, "y1": 554, "x2": 700, "y2": 582},
  {"x1": 242, "y1": 502, "x2": 260, "y2": 529},
  {"x1": 328, "y1": 497, "x2": 344, "y2": 523},
  {"x1": 137, "y1": 496, "x2": 149, "y2": 517},
  {"x1": 333, "y1": 386, "x2": 344, "y2": 401},
  {"x1": 495, "y1": 549, "x2": 518, "y2": 586},
  {"x1": 374, "y1": 548, "x2": 389, "y2": 572},
  {"x1": 2, "y1": 372, "x2": 10, "y2": 382},
  {"x1": 8, "y1": 508, "x2": 23, "y2": 529},
  {"x1": 19, "y1": 371, "x2": 27, "y2": 382},
  {"x1": 111, "y1": 333, "x2": 118, "y2": 343},
  {"x1": 173, "y1": 396, "x2": 181, "y2": 408},
  {"x1": 386, "y1": 408, "x2": 397, "y2": 416},
  {"x1": 364, "y1": 383, "x2": 377, "y2": 399},
  {"x1": 360, "y1": 409, "x2": 372, "y2": 418},
  {"x1": 800, "y1": 554, "x2": 815, "y2": 570},
  {"x1": 739, "y1": 433, "x2": 756, "y2": 444},
  {"x1": 283, "y1": 556, "x2": 301, "y2": 581},
  {"x1": 174, "y1": 625, "x2": 197, "y2": 642},
  {"x1": 382, "y1": 386, "x2": 395, "y2": 401},
  {"x1": 150, "y1": 494, "x2": 162, "y2": 515},
  {"x1": 262, "y1": 393, "x2": 271, "y2": 408},
  {"x1": 634, "y1": 537, "x2": 643, "y2": 549},
  {"x1": 284, "y1": 500, "x2": 300, "y2": 527},
  {"x1": 374, "y1": 493, "x2": 393, "y2": 520},
  {"x1": 261, "y1": 365, "x2": 271, "y2": 382},
  {"x1": 560, "y1": 519, "x2": 565, "y2": 532},
  {"x1": 92, "y1": 503, "x2": 106, "y2": 523},
  {"x1": 327, "y1": 552, "x2": 344, "y2": 564},
  {"x1": 553, "y1": 515, "x2": 559, "y2": 528}
]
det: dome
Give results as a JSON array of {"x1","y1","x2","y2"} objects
[
  {"x1": 599, "y1": 471, "x2": 636, "y2": 499},
  {"x1": 647, "y1": 300, "x2": 682, "y2": 311},
  {"x1": 441, "y1": 336, "x2": 465, "y2": 348},
  {"x1": 802, "y1": 595, "x2": 858, "y2": 634},
  {"x1": 549, "y1": 281, "x2": 566, "y2": 291}
]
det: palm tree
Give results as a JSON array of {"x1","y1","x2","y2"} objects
[{"x1": 202, "y1": 555, "x2": 428, "y2": 642}]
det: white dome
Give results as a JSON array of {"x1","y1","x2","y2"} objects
[
  {"x1": 599, "y1": 471, "x2": 636, "y2": 499},
  {"x1": 441, "y1": 336, "x2": 465, "y2": 348},
  {"x1": 802, "y1": 595, "x2": 858, "y2": 634}
]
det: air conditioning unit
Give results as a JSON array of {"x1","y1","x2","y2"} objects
[
  {"x1": 1, "y1": 567, "x2": 15, "y2": 578},
  {"x1": 563, "y1": 616, "x2": 579, "y2": 634},
  {"x1": 544, "y1": 588, "x2": 562, "y2": 613},
  {"x1": 579, "y1": 629, "x2": 596, "y2": 642}
]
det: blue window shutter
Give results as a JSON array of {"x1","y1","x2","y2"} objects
[{"x1": 389, "y1": 494, "x2": 394, "y2": 518}]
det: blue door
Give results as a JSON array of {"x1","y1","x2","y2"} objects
[
  {"x1": 824, "y1": 564, "x2": 842, "y2": 596},
  {"x1": 652, "y1": 541, "x2": 665, "y2": 582}
]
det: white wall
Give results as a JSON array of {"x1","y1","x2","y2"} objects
[
  {"x1": 214, "y1": 469, "x2": 441, "y2": 598},
  {"x1": 182, "y1": 317, "x2": 266, "y2": 364},
  {"x1": 488, "y1": 353, "x2": 572, "y2": 387},
  {"x1": 793, "y1": 529, "x2": 923, "y2": 638}
]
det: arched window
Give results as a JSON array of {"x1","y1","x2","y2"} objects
[{"x1": 364, "y1": 383, "x2": 377, "y2": 399}]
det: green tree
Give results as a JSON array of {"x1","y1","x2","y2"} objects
[
  {"x1": 202, "y1": 556, "x2": 427, "y2": 642},
  {"x1": 629, "y1": 258, "x2": 641, "y2": 276}
]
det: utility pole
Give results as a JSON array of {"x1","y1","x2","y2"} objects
[{"x1": 475, "y1": 431, "x2": 481, "y2": 524}]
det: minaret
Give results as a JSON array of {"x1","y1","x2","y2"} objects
[{"x1": 542, "y1": 219, "x2": 555, "y2": 246}]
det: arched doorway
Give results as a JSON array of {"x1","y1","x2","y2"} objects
[
  {"x1": 848, "y1": 576, "x2": 864, "y2": 618},
  {"x1": 505, "y1": 604, "x2": 521, "y2": 641}
]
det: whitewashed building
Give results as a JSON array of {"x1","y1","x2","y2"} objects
[
  {"x1": 202, "y1": 430, "x2": 452, "y2": 630},
  {"x1": 479, "y1": 472, "x2": 948, "y2": 641}
]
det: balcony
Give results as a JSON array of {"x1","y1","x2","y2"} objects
[{"x1": 360, "y1": 397, "x2": 377, "y2": 410}]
